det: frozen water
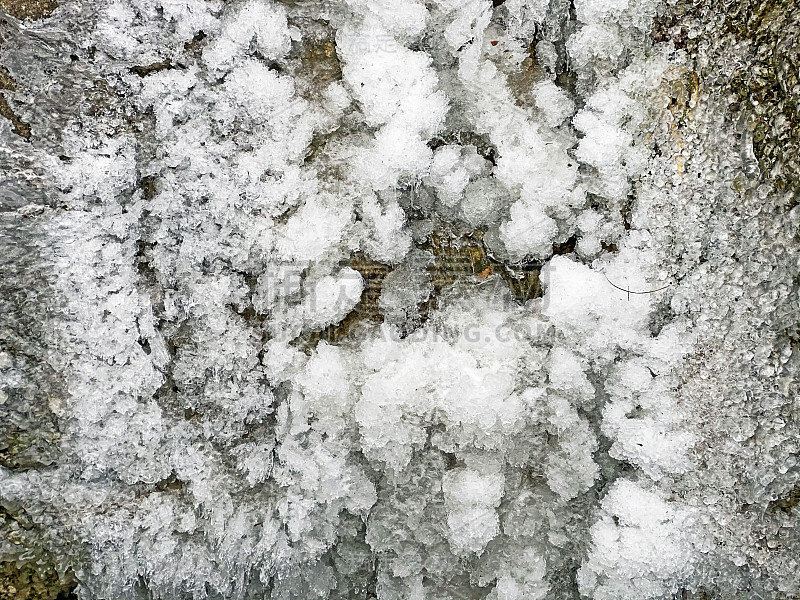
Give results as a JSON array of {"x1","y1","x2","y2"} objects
[{"x1": 0, "y1": 0, "x2": 798, "y2": 599}]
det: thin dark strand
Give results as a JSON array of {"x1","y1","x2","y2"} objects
[{"x1": 604, "y1": 274, "x2": 671, "y2": 295}]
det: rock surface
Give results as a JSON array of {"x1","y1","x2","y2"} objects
[{"x1": 0, "y1": 1, "x2": 798, "y2": 599}]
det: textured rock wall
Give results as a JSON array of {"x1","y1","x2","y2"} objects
[{"x1": 0, "y1": 1, "x2": 798, "y2": 599}]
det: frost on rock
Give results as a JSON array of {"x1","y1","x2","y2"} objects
[
  {"x1": 442, "y1": 462, "x2": 504, "y2": 554},
  {"x1": 578, "y1": 480, "x2": 699, "y2": 600},
  {"x1": 532, "y1": 81, "x2": 576, "y2": 129},
  {"x1": 1, "y1": 0, "x2": 799, "y2": 599}
]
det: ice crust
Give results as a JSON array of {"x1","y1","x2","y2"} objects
[{"x1": 0, "y1": 0, "x2": 798, "y2": 599}]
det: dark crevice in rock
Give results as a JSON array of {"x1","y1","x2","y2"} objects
[
  {"x1": 285, "y1": 18, "x2": 342, "y2": 99},
  {"x1": 0, "y1": 562, "x2": 76, "y2": 600},
  {"x1": 768, "y1": 483, "x2": 800, "y2": 514},
  {"x1": 0, "y1": 67, "x2": 30, "y2": 139},
  {"x1": 428, "y1": 131, "x2": 498, "y2": 166},
  {"x1": 184, "y1": 30, "x2": 207, "y2": 56},
  {"x1": 0, "y1": 0, "x2": 57, "y2": 21},
  {"x1": 0, "y1": 508, "x2": 77, "y2": 600},
  {"x1": 297, "y1": 218, "x2": 619, "y2": 350},
  {"x1": 295, "y1": 253, "x2": 390, "y2": 351},
  {"x1": 130, "y1": 59, "x2": 174, "y2": 78}
]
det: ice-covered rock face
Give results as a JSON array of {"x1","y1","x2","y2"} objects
[{"x1": 1, "y1": 0, "x2": 799, "y2": 599}]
